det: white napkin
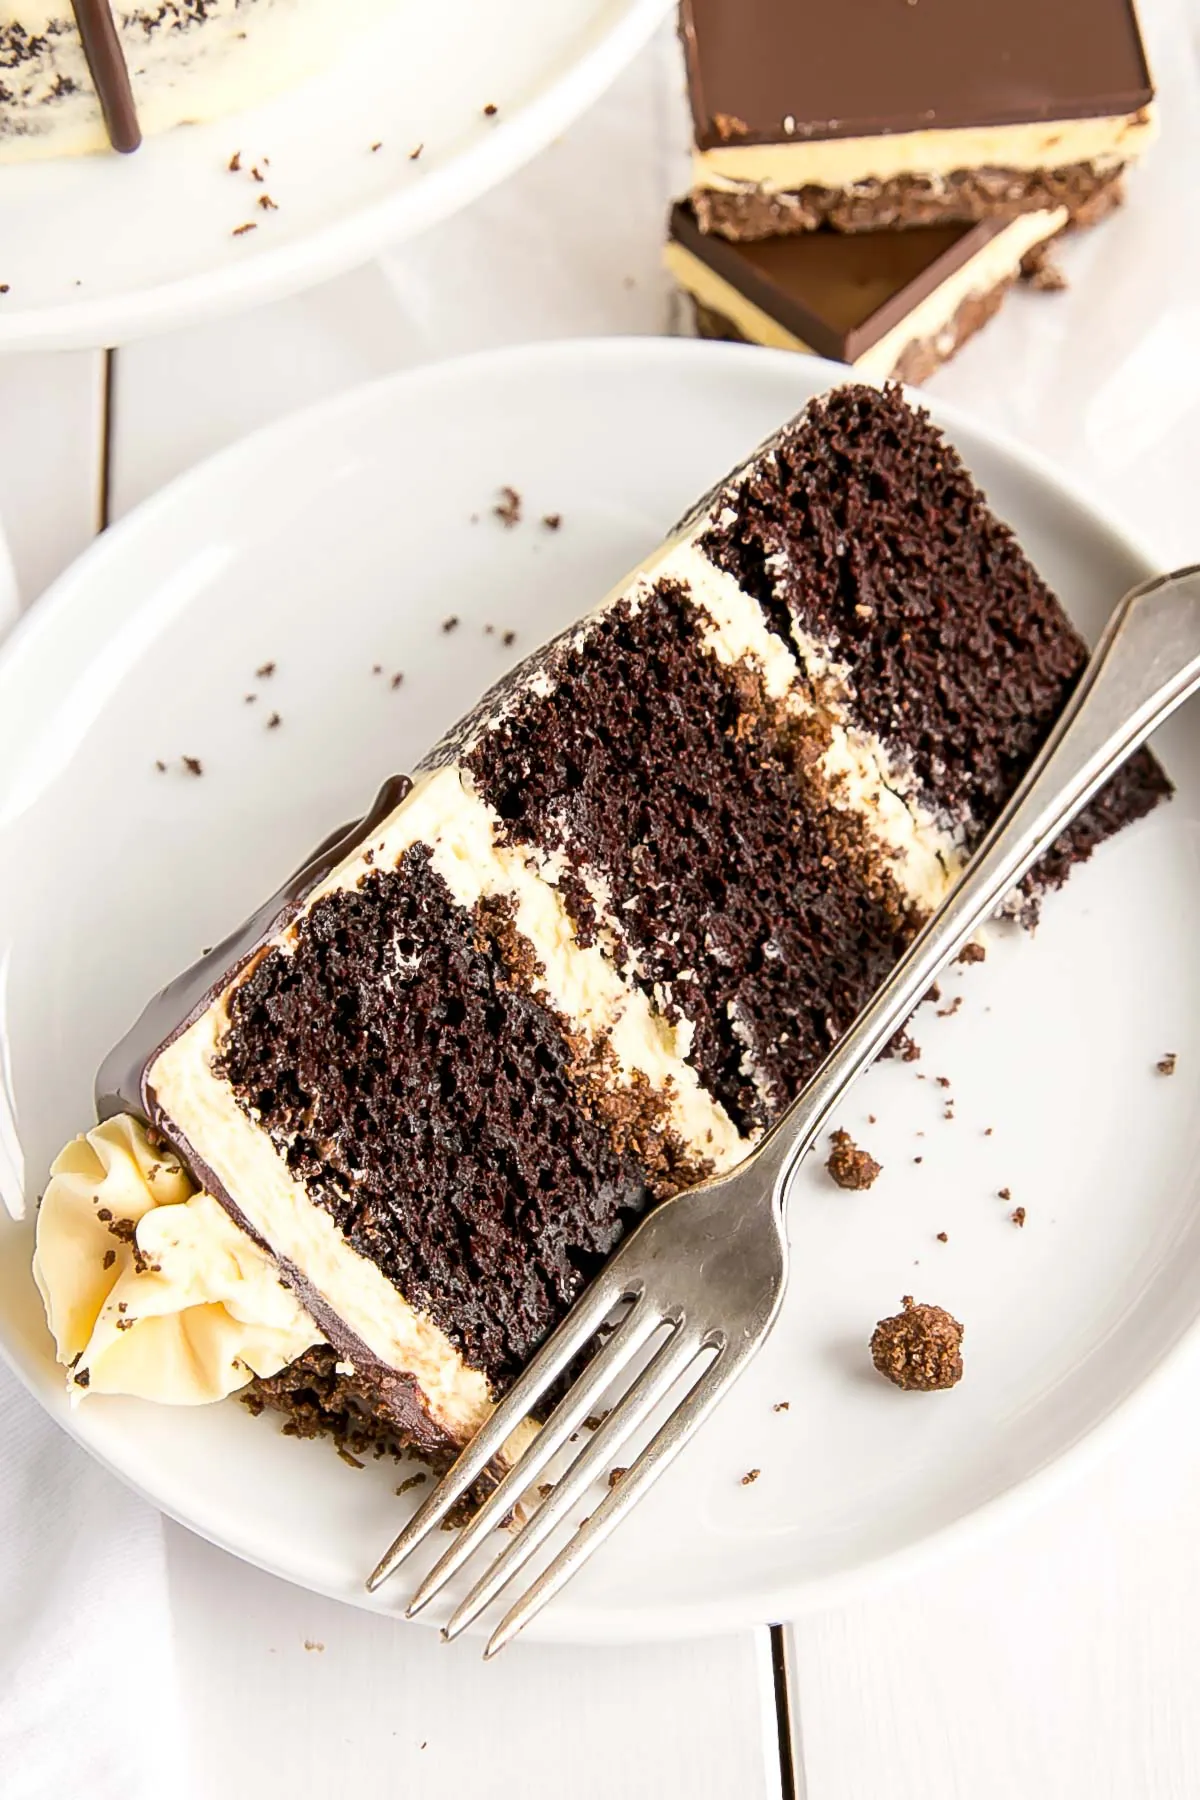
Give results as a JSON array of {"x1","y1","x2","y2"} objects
[{"x1": 0, "y1": 1362, "x2": 184, "y2": 1800}]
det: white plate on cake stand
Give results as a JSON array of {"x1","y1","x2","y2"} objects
[
  {"x1": 0, "y1": 0, "x2": 668, "y2": 352},
  {"x1": 0, "y1": 337, "x2": 1197, "y2": 1645}
]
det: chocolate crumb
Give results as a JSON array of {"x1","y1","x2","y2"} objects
[
  {"x1": 493, "y1": 485, "x2": 522, "y2": 528},
  {"x1": 370, "y1": 141, "x2": 382, "y2": 153},
  {"x1": 154, "y1": 759, "x2": 167, "y2": 772},
  {"x1": 502, "y1": 630, "x2": 517, "y2": 648},
  {"x1": 898, "y1": 1032, "x2": 921, "y2": 1062},
  {"x1": 998, "y1": 1187, "x2": 1011, "y2": 1201},
  {"x1": 943, "y1": 1106, "x2": 954, "y2": 1121},
  {"x1": 372, "y1": 664, "x2": 382, "y2": 674},
  {"x1": 871, "y1": 1296, "x2": 964, "y2": 1391},
  {"x1": 244, "y1": 693, "x2": 257, "y2": 704},
  {"x1": 913, "y1": 1155, "x2": 923, "y2": 1163},
  {"x1": 741, "y1": 1468, "x2": 760, "y2": 1485},
  {"x1": 484, "y1": 624, "x2": 495, "y2": 635},
  {"x1": 232, "y1": 222, "x2": 257, "y2": 237},
  {"x1": 935, "y1": 1076, "x2": 951, "y2": 1089},
  {"x1": 409, "y1": 143, "x2": 424, "y2": 161},
  {"x1": 395, "y1": 1471, "x2": 427, "y2": 1495},
  {"x1": 304, "y1": 1640, "x2": 325, "y2": 1652},
  {"x1": 74, "y1": 1367, "x2": 90, "y2": 1388},
  {"x1": 115, "y1": 1317, "x2": 134, "y2": 1331},
  {"x1": 266, "y1": 712, "x2": 281, "y2": 730},
  {"x1": 251, "y1": 164, "x2": 265, "y2": 183},
  {"x1": 182, "y1": 756, "x2": 203, "y2": 777},
  {"x1": 258, "y1": 194, "x2": 278, "y2": 212},
  {"x1": 337, "y1": 1446, "x2": 365, "y2": 1469},
  {"x1": 228, "y1": 150, "x2": 241, "y2": 172},
  {"x1": 542, "y1": 513, "x2": 562, "y2": 531},
  {"x1": 927, "y1": 983, "x2": 941, "y2": 1004},
  {"x1": 608, "y1": 1466, "x2": 628, "y2": 1489},
  {"x1": 1011, "y1": 1206, "x2": 1027, "y2": 1227},
  {"x1": 984, "y1": 1127, "x2": 994, "y2": 1136},
  {"x1": 1020, "y1": 242, "x2": 1069, "y2": 291},
  {"x1": 957, "y1": 942, "x2": 986, "y2": 965},
  {"x1": 482, "y1": 102, "x2": 498, "y2": 116},
  {"x1": 584, "y1": 1412, "x2": 609, "y2": 1431},
  {"x1": 936, "y1": 1231, "x2": 948, "y2": 1243},
  {"x1": 441, "y1": 617, "x2": 459, "y2": 634},
  {"x1": 256, "y1": 661, "x2": 276, "y2": 679},
  {"x1": 103, "y1": 1249, "x2": 116, "y2": 1269},
  {"x1": 867, "y1": 1114, "x2": 877, "y2": 1125},
  {"x1": 773, "y1": 1401, "x2": 790, "y2": 1412},
  {"x1": 937, "y1": 996, "x2": 963, "y2": 1018},
  {"x1": 96, "y1": 1207, "x2": 112, "y2": 1222},
  {"x1": 827, "y1": 1128, "x2": 882, "y2": 1190},
  {"x1": 537, "y1": 1482, "x2": 555, "y2": 1500},
  {"x1": 1157, "y1": 1052, "x2": 1177, "y2": 1076},
  {"x1": 390, "y1": 672, "x2": 404, "y2": 690}
]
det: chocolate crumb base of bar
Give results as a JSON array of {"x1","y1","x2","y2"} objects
[
  {"x1": 242, "y1": 1344, "x2": 456, "y2": 1473},
  {"x1": 688, "y1": 272, "x2": 1014, "y2": 385},
  {"x1": 691, "y1": 161, "x2": 1126, "y2": 241}
]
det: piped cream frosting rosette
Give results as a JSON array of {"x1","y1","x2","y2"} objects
[{"x1": 33, "y1": 1114, "x2": 320, "y2": 1404}]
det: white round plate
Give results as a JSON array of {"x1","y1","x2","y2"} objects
[
  {"x1": 0, "y1": 0, "x2": 667, "y2": 352},
  {"x1": 0, "y1": 339, "x2": 1195, "y2": 1644}
]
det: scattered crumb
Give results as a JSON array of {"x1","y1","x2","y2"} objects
[
  {"x1": 493, "y1": 485, "x2": 522, "y2": 528},
  {"x1": 337, "y1": 1446, "x2": 364, "y2": 1469},
  {"x1": 103, "y1": 1249, "x2": 116, "y2": 1269},
  {"x1": 773, "y1": 1401, "x2": 790, "y2": 1413},
  {"x1": 541, "y1": 512, "x2": 562, "y2": 531},
  {"x1": 943, "y1": 1106, "x2": 954, "y2": 1121},
  {"x1": 927, "y1": 983, "x2": 941, "y2": 1004},
  {"x1": 1020, "y1": 242, "x2": 1069, "y2": 291},
  {"x1": 228, "y1": 150, "x2": 241, "y2": 172},
  {"x1": 370, "y1": 141, "x2": 383, "y2": 153},
  {"x1": 484, "y1": 623, "x2": 495, "y2": 636},
  {"x1": 984, "y1": 1127, "x2": 994, "y2": 1137},
  {"x1": 584, "y1": 1412, "x2": 609, "y2": 1431},
  {"x1": 871, "y1": 1296, "x2": 964, "y2": 1391},
  {"x1": 154, "y1": 759, "x2": 167, "y2": 773},
  {"x1": 182, "y1": 756, "x2": 203, "y2": 777},
  {"x1": 409, "y1": 143, "x2": 424, "y2": 161},
  {"x1": 998, "y1": 1186, "x2": 1011, "y2": 1201},
  {"x1": 827, "y1": 1128, "x2": 882, "y2": 1190},
  {"x1": 251, "y1": 164, "x2": 265, "y2": 182},
  {"x1": 1011, "y1": 1206, "x2": 1027, "y2": 1227},
  {"x1": 712, "y1": 112, "x2": 748, "y2": 141},
  {"x1": 607, "y1": 1466, "x2": 628, "y2": 1489},
  {"x1": 258, "y1": 194, "x2": 278, "y2": 212},
  {"x1": 913, "y1": 1156, "x2": 923, "y2": 1164},
  {"x1": 441, "y1": 616, "x2": 459, "y2": 633},
  {"x1": 439, "y1": 1518, "x2": 456, "y2": 1531},
  {"x1": 304, "y1": 1640, "x2": 325, "y2": 1653},
  {"x1": 740, "y1": 1468, "x2": 760, "y2": 1486},
  {"x1": 502, "y1": 630, "x2": 517, "y2": 648},
  {"x1": 936, "y1": 1231, "x2": 948, "y2": 1243},
  {"x1": 899, "y1": 1033, "x2": 921, "y2": 1062},
  {"x1": 1157, "y1": 1052, "x2": 1177, "y2": 1076},
  {"x1": 957, "y1": 942, "x2": 986, "y2": 965},
  {"x1": 867, "y1": 1114, "x2": 876, "y2": 1125},
  {"x1": 266, "y1": 712, "x2": 281, "y2": 730},
  {"x1": 482, "y1": 102, "x2": 498, "y2": 117},
  {"x1": 244, "y1": 693, "x2": 257, "y2": 704},
  {"x1": 372, "y1": 664, "x2": 382, "y2": 675},
  {"x1": 256, "y1": 661, "x2": 276, "y2": 678},
  {"x1": 232, "y1": 222, "x2": 257, "y2": 237},
  {"x1": 937, "y1": 995, "x2": 963, "y2": 1018},
  {"x1": 935, "y1": 1076, "x2": 951, "y2": 1089},
  {"x1": 537, "y1": 1482, "x2": 555, "y2": 1500},
  {"x1": 395, "y1": 1471, "x2": 427, "y2": 1496},
  {"x1": 390, "y1": 672, "x2": 404, "y2": 689},
  {"x1": 0, "y1": 284, "x2": 10, "y2": 296}
]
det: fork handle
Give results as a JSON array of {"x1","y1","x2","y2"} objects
[{"x1": 758, "y1": 563, "x2": 1200, "y2": 1206}]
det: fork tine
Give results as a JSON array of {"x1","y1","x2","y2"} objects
[
  {"x1": 404, "y1": 1291, "x2": 667, "y2": 1618},
  {"x1": 483, "y1": 1345, "x2": 736, "y2": 1657},
  {"x1": 441, "y1": 1320, "x2": 707, "y2": 1642},
  {"x1": 366, "y1": 1264, "x2": 639, "y2": 1594}
]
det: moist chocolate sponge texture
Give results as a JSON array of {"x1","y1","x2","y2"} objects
[
  {"x1": 682, "y1": 0, "x2": 1153, "y2": 148},
  {"x1": 700, "y1": 384, "x2": 1169, "y2": 863},
  {"x1": 218, "y1": 845, "x2": 651, "y2": 1392}
]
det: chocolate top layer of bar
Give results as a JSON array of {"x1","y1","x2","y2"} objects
[
  {"x1": 682, "y1": 0, "x2": 1153, "y2": 150},
  {"x1": 669, "y1": 202, "x2": 1007, "y2": 362}
]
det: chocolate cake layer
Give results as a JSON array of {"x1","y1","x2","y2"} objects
[
  {"x1": 218, "y1": 845, "x2": 651, "y2": 1394},
  {"x1": 700, "y1": 384, "x2": 1170, "y2": 856}
]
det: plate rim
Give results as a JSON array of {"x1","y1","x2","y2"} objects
[
  {"x1": 0, "y1": 0, "x2": 670, "y2": 354},
  {"x1": 0, "y1": 334, "x2": 1187, "y2": 1644}
]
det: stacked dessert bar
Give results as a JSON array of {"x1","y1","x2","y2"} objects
[{"x1": 666, "y1": 0, "x2": 1157, "y2": 381}]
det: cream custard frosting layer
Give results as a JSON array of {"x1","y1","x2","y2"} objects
[
  {"x1": 0, "y1": 0, "x2": 399, "y2": 161},
  {"x1": 666, "y1": 209, "x2": 1067, "y2": 384},
  {"x1": 692, "y1": 108, "x2": 1158, "y2": 197},
  {"x1": 33, "y1": 1115, "x2": 320, "y2": 1403}
]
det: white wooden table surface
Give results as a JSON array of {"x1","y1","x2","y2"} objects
[{"x1": 4, "y1": 11, "x2": 1200, "y2": 1797}]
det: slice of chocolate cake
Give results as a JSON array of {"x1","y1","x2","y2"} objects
[
  {"x1": 666, "y1": 202, "x2": 1066, "y2": 385},
  {"x1": 683, "y1": 0, "x2": 1156, "y2": 240},
  {"x1": 37, "y1": 383, "x2": 1169, "y2": 1467}
]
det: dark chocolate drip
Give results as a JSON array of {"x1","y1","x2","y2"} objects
[
  {"x1": 70, "y1": 0, "x2": 142, "y2": 154},
  {"x1": 96, "y1": 773, "x2": 413, "y2": 1121}
]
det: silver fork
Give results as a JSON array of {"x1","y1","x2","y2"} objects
[{"x1": 367, "y1": 563, "x2": 1200, "y2": 1656}]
